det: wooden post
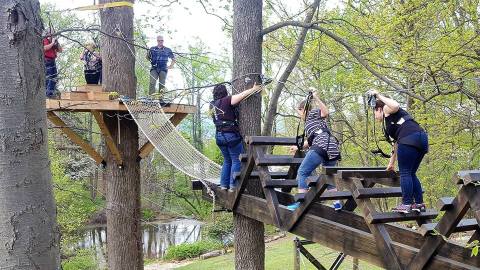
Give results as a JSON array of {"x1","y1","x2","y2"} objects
[{"x1": 293, "y1": 238, "x2": 300, "y2": 270}]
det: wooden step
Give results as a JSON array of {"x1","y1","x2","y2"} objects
[
  {"x1": 256, "y1": 156, "x2": 303, "y2": 166},
  {"x1": 437, "y1": 197, "x2": 454, "y2": 211},
  {"x1": 419, "y1": 218, "x2": 478, "y2": 236},
  {"x1": 318, "y1": 191, "x2": 353, "y2": 200},
  {"x1": 240, "y1": 154, "x2": 294, "y2": 162},
  {"x1": 367, "y1": 210, "x2": 438, "y2": 224},
  {"x1": 233, "y1": 171, "x2": 289, "y2": 180},
  {"x1": 322, "y1": 166, "x2": 386, "y2": 175},
  {"x1": 264, "y1": 180, "x2": 297, "y2": 189},
  {"x1": 246, "y1": 136, "x2": 297, "y2": 146},
  {"x1": 353, "y1": 187, "x2": 402, "y2": 199},
  {"x1": 454, "y1": 170, "x2": 480, "y2": 185},
  {"x1": 336, "y1": 169, "x2": 399, "y2": 179}
]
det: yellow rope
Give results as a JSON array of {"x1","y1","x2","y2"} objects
[{"x1": 75, "y1": 1, "x2": 134, "y2": 11}]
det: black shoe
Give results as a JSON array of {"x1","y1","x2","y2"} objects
[{"x1": 412, "y1": 203, "x2": 426, "y2": 213}]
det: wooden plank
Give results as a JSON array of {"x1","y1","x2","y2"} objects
[
  {"x1": 46, "y1": 99, "x2": 196, "y2": 114},
  {"x1": 264, "y1": 180, "x2": 297, "y2": 188},
  {"x1": 256, "y1": 156, "x2": 303, "y2": 166},
  {"x1": 246, "y1": 136, "x2": 297, "y2": 146},
  {"x1": 454, "y1": 170, "x2": 480, "y2": 185},
  {"x1": 408, "y1": 184, "x2": 474, "y2": 270},
  {"x1": 321, "y1": 166, "x2": 386, "y2": 175},
  {"x1": 74, "y1": 84, "x2": 103, "y2": 92},
  {"x1": 336, "y1": 170, "x2": 399, "y2": 180},
  {"x1": 353, "y1": 187, "x2": 402, "y2": 199},
  {"x1": 437, "y1": 197, "x2": 455, "y2": 211},
  {"x1": 241, "y1": 154, "x2": 294, "y2": 162},
  {"x1": 285, "y1": 177, "x2": 329, "y2": 231},
  {"x1": 91, "y1": 110, "x2": 123, "y2": 165},
  {"x1": 234, "y1": 171, "x2": 289, "y2": 180},
  {"x1": 137, "y1": 113, "x2": 187, "y2": 159},
  {"x1": 367, "y1": 210, "x2": 438, "y2": 224},
  {"x1": 419, "y1": 219, "x2": 478, "y2": 236},
  {"x1": 47, "y1": 111, "x2": 105, "y2": 165},
  {"x1": 61, "y1": 91, "x2": 89, "y2": 100}
]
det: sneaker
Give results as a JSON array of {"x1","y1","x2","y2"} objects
[
  {"x1": 228, "y1": 187, "x2": 236, "y2": 193},
  {"x1": 286, "y1": 202, "x2": 301, "y2": 211},
  {"x1": 333, "y1": 201, "x2": 342, "y2": 211},
  {"x1": 220, "y1": 186, "x2": 228, "y2": 191},
  {"x1": 392, "y1": 204, "x2": 412, "y2": 214},
  {"x1": 412, "y1": 203, "x2": 426, "y2": 213}
]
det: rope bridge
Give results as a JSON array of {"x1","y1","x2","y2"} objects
[{"x1": 123, "y1": 99, "x2": 221, "y2": 184}]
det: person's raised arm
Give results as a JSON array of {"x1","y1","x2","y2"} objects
[
  {"x1": 312, "y1": 92, "x2": 329, "y2": 118},
  {"x1": 43, "y1": 39, "x2": 55, "y2": 51},
  {"x1": 371, "y1": 90, "x2": 400, "y2": 115},
  {"x1": 231, "y1": 83, "x2": 262, "y2": 105}
]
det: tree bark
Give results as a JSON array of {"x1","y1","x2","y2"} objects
[
  {"x1": 0, "y1": 0, "x2": 60, "y2": 269},
  {"x1": 99, "y1": 1, "x2": 142, "y2": 269},
  {"x1": 232, "y1": 0, "x2": 265, "y2": 269},
  {"x1": 262, "y1": 0, "x2": 320, "y2": 136}
]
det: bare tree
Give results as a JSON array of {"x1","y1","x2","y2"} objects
[
  {"x1": 0, "y1": 0, "x2": 60, "y2": 268},
  {"x1": 99, "y1": 0, "x2": 143, "y2": 269},
  {"x1": 262, "y1": 0, "x2": 320, "y2": 136}
]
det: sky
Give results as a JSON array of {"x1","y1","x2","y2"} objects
[{"x1": 39, "y1": 0, "x2": 341, "y2": 94}]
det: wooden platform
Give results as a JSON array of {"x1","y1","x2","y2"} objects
[{"x1": 46, "y1": 85, "x2": 196, "y2": 163}]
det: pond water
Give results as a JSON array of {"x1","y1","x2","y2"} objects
[{"x1": 78, "y1": 218, "x2": 203, "y2": 263}]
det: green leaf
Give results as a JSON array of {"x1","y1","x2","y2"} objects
[{"x1": 471, "y1": 246, "x2": 479, "y2": 257}]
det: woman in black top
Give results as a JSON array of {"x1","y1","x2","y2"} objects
[
  {"x1": 371, "y1": 90, "x2": 429, "y2": 214},
  {"x1": 211, "y1": 83, "x2": 262, "y2": 191}
]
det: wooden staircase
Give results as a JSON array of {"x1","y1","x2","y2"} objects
[{"x1": 191, "y1": 136, "x2": 480, "y2": 270}]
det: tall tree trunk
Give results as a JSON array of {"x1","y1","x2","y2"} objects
[
  {"x1": 262, "y1": 0, "x2": 320, "y2": 136},
  {"x1": 99, "y1": 1, "x2": 142, "y2": 269},
  {"x1": 0, "y1": 0, "x2": 60, "y2": 268},
  {"x1": 232, "y1": 1, "x2": 265, "y2": 269}
]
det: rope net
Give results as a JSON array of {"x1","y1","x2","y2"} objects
[{"x1": 123, "y1": 99, "x2": 221, "y2": 184}]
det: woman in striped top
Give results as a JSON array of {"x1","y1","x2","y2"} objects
[{"x1": 287, "y1": 92, "x2": 341, "y2": 211}]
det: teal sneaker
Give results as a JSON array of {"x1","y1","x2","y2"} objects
[{"x1": 287, "y1": 202, "x2": 301, "y2": 211}]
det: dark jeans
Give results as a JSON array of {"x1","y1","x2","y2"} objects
[
  {"x1": 397, "y1": 131, "x2": 429, "y2": 205},
  {"x1": 45, "y1": 59, "x2": 57, "y2": 96},
  {"x1": 297, "y1": 150, "x2": 337, "y2": 190},
  {"x1": 85, "y1": 70, "x2": 101, "y2": 84},
  {"x1": 216, "y1": 132, "x2": 243, "y2": 188}
]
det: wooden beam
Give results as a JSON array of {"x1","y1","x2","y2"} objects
[
  {"x1": 47, "y1": 111, "x2": 105, "y2": 165},
  {"x1": 91, "y1": 110, "x2": 123, "y2": 165},
  {"x1": 246, "y1": 136, "x2": 297, "y2": 145},
  {"x1": 231, "y1": 144, "x2": 255, "y2": 210},
  {"x1": 137, "y1": 113, "x2": 187, "y2": 159}
]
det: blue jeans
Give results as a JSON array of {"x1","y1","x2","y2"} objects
[
  {"x1": 297, "y1": 150, "x2": 337, "y2": 190},
  {"x1": 216, "y1": 132, "x2": 243, "y2": 188},
  {"x1": 397, "y1": 131, "x2": 428, "y2": 205},
  {"x1": 45, "y1": 59, "x2": 57, "y2": 96}
]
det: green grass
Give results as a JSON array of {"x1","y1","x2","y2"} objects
[{"x1": 177, "y1": 235, "x2": 381, "y2": 270}]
